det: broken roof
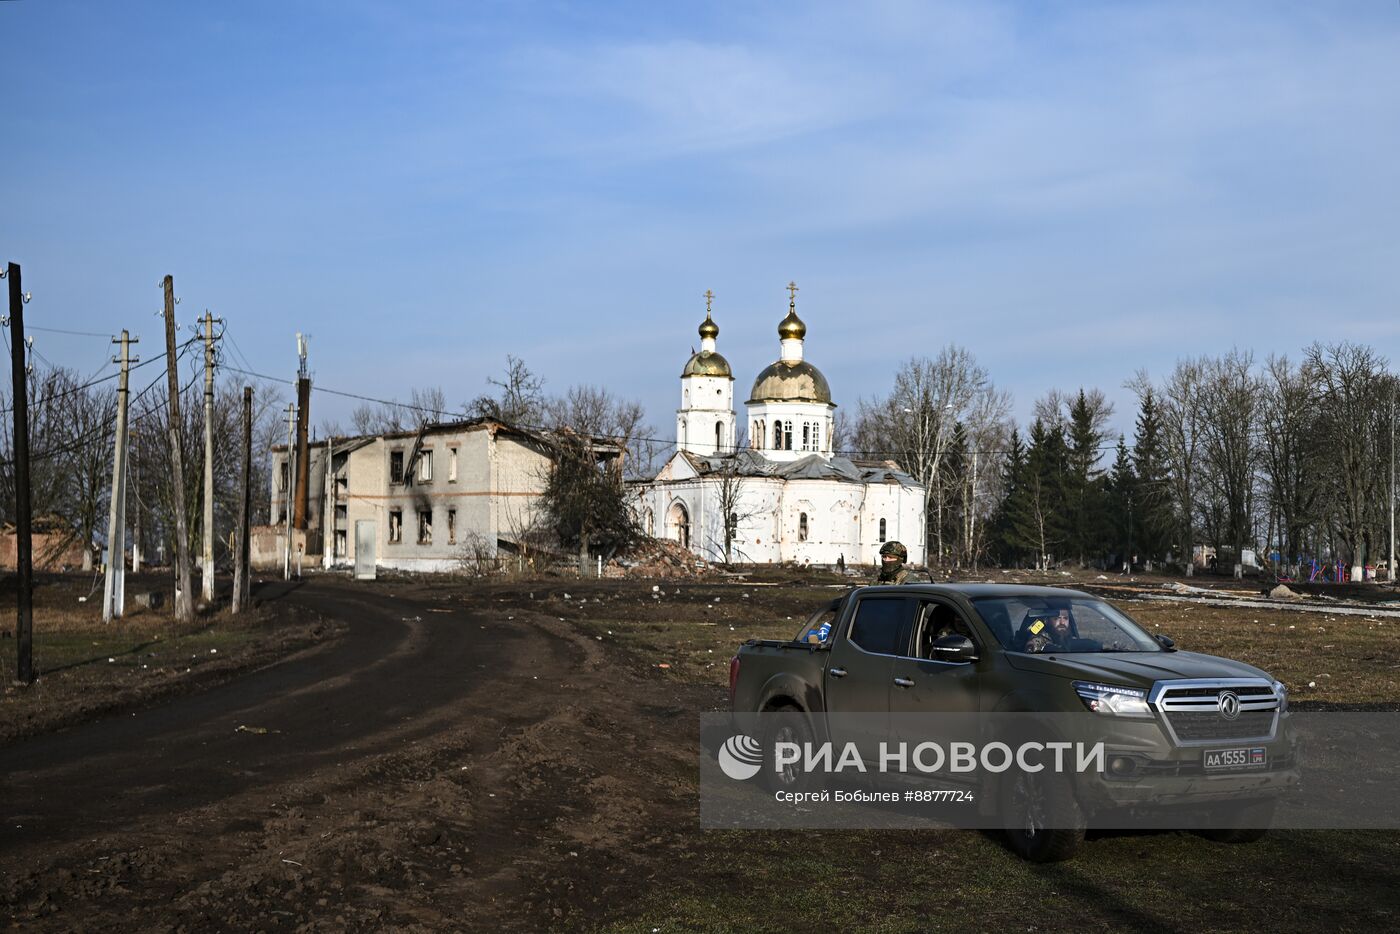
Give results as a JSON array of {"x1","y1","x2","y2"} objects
[
  {"x1": 672, "y1": 450, "x2": 923, "y2": 488},
  {"x1": 271, "y1": 416, "x2": 621, "y2": 456}
]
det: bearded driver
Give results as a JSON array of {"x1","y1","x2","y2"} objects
[{"x1": 877, "y1": 541, "x2": 912, "y2": 584}]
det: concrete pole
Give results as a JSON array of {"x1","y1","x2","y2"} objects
[
  {"x1": 103, "y1": 331, "x2": 136, "y2": 622},
  {"x1": 284, "y1": 403, "x2": 295, "y2": 581},
  {"x1": 233, "y1": 386, "x2": 252, "y2": 613},
  {"x1": 201, "y1": 311, "x2": 216, "y2": 603},
  {"x1": 131, "y1": 450, "x2": 141, "y2": 573},
  {"x1": 323, "y1": 436, "x2": 335, "y2": 569}
]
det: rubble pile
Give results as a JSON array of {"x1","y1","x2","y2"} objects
[{"x1": 606, "y1": 537, "x2": 711, "y2": 579}]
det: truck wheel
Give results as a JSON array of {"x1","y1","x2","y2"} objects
[
  {"x1": 1197, "y1": 799, "x2": 1275, "y2": 844},
  {"x1": 1002, "y1": 770, "x2": 1086, "y2": 863},
  {"x1": 761, "y1": 712, "x2": 814, "y2": 796}
]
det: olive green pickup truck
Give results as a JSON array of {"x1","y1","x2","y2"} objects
[{"x1": 728, "y1": 583, "x2": 1299, "y2": 861}]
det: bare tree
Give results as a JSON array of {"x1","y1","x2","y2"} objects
[
  {"x1": 469, "y1": 355, "x2": 546, "y2": 426},
  {"x1": 708, "y1": 457, "x2": 766, "y2": 565},
  {"x1": 350, "y1": 385, "x2": 450, "y2": 436},
  {"x1": 1136, "y1": 359, "x2": 1207, "y2": 575},
  {"x1": 1259, "y1": 355, "x2": 1323, "y2": 573},
  {"x1": 1304, "y1": 342, "x2": 1387, "y2": 580},
  {"x1": 543, "y1": 384, "x2": 656, "y2": 478},
  {"x1": 1198, "y1": 350, "x2": 1262, "y2": 576},
  {"x1": 853, "y1": 346, "x2": 1006, "y2": 564}
]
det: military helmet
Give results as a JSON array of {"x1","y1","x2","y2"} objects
[{"x1": 879, "y1": 541, "x2": 908, "y2": 561}]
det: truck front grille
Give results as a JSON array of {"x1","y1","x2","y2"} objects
[{"x1": 1150, "y1": 680, "x2": 1281, "y2": 747}]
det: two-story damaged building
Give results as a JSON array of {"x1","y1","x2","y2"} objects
[{"x1": 266, "y1": 418, "x2": 565, "y2": 573}]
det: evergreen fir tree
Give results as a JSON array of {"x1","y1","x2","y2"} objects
[
  {"x1": 1131, "y1": 388, "x2": 1173, "y2": 561},
  {"x1": 1066, "y1": 389, "x2": 1110, "y2": 564},
  {"x1": 1108, "y1": 435, "x2": 1137, "y2": 568}
]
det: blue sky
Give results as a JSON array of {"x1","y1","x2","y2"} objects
[{"x1": 4, "y1": 0, "x2": 1398, "y2": 443}]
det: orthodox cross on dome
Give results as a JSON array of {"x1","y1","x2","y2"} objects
[
  {"x1": 704, "y1": 289, "x2": 715, "y2": 314},
  {"x1": 786, "y1": 280, "x2": 799, "y2": 309}
]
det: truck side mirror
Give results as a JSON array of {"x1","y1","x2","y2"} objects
[
  {"x1": 929, "y1": 634, "x2": 977, "y2": 663},
  {"x1": 1155, "y1": 633, "x2": 1177, "y2": 651}
]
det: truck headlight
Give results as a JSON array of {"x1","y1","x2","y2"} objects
[
  {"x1": 1073, "y1": 681, "x2": 1154, "y2": 719},
  {"x1": 1273, "y1": 680, "x2": 1289, "y2": 715}
]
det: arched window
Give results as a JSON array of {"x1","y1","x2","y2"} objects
[
  {"x1": 783, "y1": 421, "x2": 793, "y2": 450},
  {"x1": 802, "y1": 423, "x2": 810, "y2": 451},
  {"x1": 798, "y1": 512, "x2": 809, "y2": 542},
  {"x1": 751, "y1": 422, "x2": 759, "y2": 449},
  {"x1": 715, "y1": 421, "x2": 724, "y2": 451},
  {"x1": 879, "y1": 518, "x2": 887, "y2": 543},
  {"x1": 644, "y1": 509, "x2": 654, "y2": 536},
  {"x1": 813, "y1": 423, "x2": 821, "y2": 452}
]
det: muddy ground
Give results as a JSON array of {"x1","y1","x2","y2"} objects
[{"x1": 2, "y1": 571, "x2": 1399, "y2": 931}]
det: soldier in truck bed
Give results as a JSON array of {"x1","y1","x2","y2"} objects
[{"x1": 877, "y1": 541, "x2": 912, "y2": 584}]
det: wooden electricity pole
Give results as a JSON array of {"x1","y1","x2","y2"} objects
[
  {"x1": 6, "y1": 263, "x2": 34, "y2": 684},
  {"x1": 233, "y1": 386, "x2": 253, "y2": 613},
  {"x1": 163, "y1": 275, "x2": 194, "y2": 623},
  {"x1": 103, "y1": 331, "x2": 137, "y2": 622}
]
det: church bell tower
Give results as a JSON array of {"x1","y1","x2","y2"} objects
[{"x1": 677, "y1": 290, "x2": 736, "y2": 456}]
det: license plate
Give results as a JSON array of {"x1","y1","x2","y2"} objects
[{"x1": 1203, "y1": 746, "x2": 1267, "y2": 771}]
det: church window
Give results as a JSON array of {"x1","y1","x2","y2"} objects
[
  {"x1": 774, "y1": 422, "x2": 784, "y2": 449},
  {"x1": 798, "y1": 512, "x2": 809, "y2": 542},
  {"x1": 813, "y1": 423, "x2": 821, "y2": 451},
  {"x1": 783, "y1": 421, "x2": 793, "y2": 450},
  {"x1": 715, "y1": 421, "x2": 724, "y2": 451},
  {"x1": 802, "y1": 423, "x2": 810, "y2": 451},
  {"x1": 879, "y1": 518, "x2": 887, "y2": 543}
]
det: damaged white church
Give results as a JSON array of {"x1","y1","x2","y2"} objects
[{"x1": 634, "y1": 288, "x2": 927, "y2": 566}]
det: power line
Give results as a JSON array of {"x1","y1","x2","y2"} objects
[{"x1": 24, "y1": 325, "x2": 115, "y2": 339}]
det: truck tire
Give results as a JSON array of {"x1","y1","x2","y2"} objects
[
  {"x1": 1197, "y1": 798, "x2": 1275, "y2": 844},
  {"x1": 760, "y1": 710, "x2": 815, "y2": 796},
  {"x1": 1002, "y1": 770, "x2": 1086, "y2": 863}
]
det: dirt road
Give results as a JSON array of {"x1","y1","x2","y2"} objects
[{"x1": 2, "y1": 578, "x2": 712, "y2": 931}]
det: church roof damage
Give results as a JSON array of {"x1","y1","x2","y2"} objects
[{"x1": 677, "y1": 449, "x2": 920, "y2": 488}]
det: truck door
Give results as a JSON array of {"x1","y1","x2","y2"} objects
[
  {"x1": 889, "y1": 597, "x2": 982, "y2": 754},
  {"x1": 825, "y1": 595, "x2": 916, "y2": 761}
]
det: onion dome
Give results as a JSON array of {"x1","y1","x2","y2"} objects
[
  {"x1": 777, "y1": 309, "x2": 806, "y2": 341},
  {"x1": 747, "y1": 360, "x2": 832, "y2": 405}
]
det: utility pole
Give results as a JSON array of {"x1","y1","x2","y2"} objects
[
  {"x1": 293, "y1": 334, "x2": 311, "y2": 532},
  {"x1": 284, "y1": 402, "x2": 296, "y2": 581},
  {"x1": 103, "y1": 331, "x2": 137, "y2": 622},
  {"x1": 1390, "y1": 387, "x2": 1396, "y2": 584},
  {"x1": 132, "y1": 450, "x2": 141, "y2": 573},
  {"x1": 5, "y1": 263, "x2": 34, "y2": 684},
  {"x1": 163, "y1": 275, "x2": 194, "y2": 623},
  {"x1": 233, "y1": 385, "x2": 253, "y2": 613},
  {"x1": 201, "y1": 310, "x2": 220, "y2": 604}
]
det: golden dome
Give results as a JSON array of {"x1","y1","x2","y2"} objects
[
  {"x1": 747, "y1": 360, "x2": 832, "y2": 405},
  {"x1": 698, "y1": 313, "x2": 719, "y2": 340},
  {"x1": 682, "y1": 350, "x2": 733, "y2": 379},
  {"x1": 778, "y1": 309, "x2": 806, "y2": 341}
]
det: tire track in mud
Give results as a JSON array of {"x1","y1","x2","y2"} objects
[{"x1": 1, "y1": 579, "x2": 715, "y2": 930}]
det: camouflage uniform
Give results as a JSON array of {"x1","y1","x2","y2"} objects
[
  {"x1": 877, "y1": 541, "x2": 912, "y2": 584},
  {"x1": 1022, "y1": 613, "x2": 1072, "y2": 653}
]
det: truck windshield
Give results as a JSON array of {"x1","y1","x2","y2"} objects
[{"x1": 971, "y1": 596, "x2": 1162, "y2": 654}]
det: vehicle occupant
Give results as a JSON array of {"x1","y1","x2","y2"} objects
[
  {"x1": 1023, "y1": 607, "x2": 1074, "y2": 653},
  {"x1": 877, "y1": 541, "x2": 912, "y2": 584}
]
